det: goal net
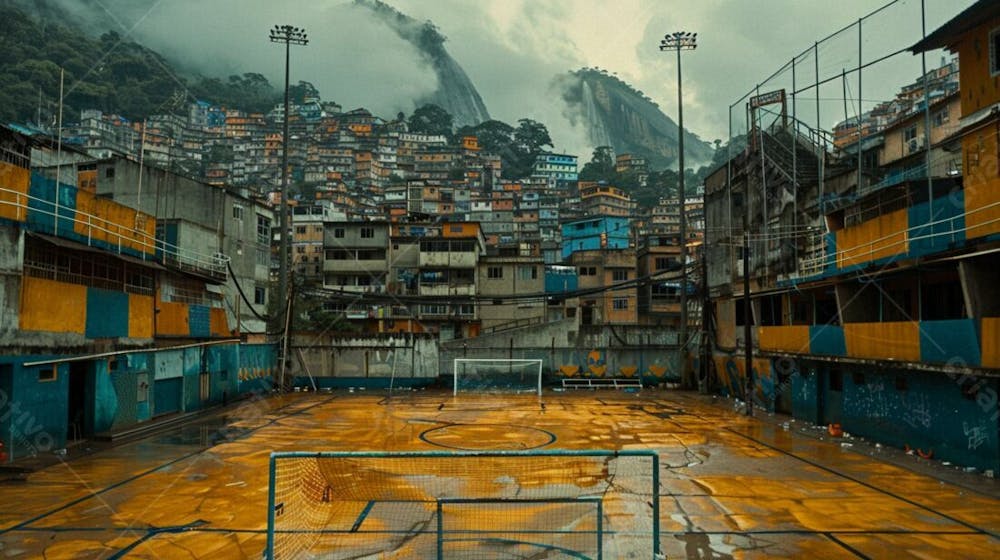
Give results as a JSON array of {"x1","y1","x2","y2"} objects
[
  {"x1": 266, "y1": 450, "x2": 660, "y2": 559},
  {"x1": 453, "y1": 358, "x2": 544, "y2": 396}
]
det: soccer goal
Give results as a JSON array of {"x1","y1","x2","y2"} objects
[
  {"x1": 266, "y1": 449, "x2": 660, "y2": 559},
  {"x1": 452, "y1": 358, "x2": 544, "y2": 396}
]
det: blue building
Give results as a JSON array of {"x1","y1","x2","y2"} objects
[
  {"x1": 561, "y1": 216, "x2": 631, "y2": 261},
  {"x1": 533, "y1": 153, "x2": 578, "y2": 189}
]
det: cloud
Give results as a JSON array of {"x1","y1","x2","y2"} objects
[{"x1": 50, "y1": 0, "x2": 975, "y2": 149}]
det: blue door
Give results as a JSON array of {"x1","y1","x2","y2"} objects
[{"x1": 153, "y1": 378, "x2": 182, "y2": 416}]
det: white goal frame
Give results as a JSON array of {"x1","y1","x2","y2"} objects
[{"x1": 452, "y1": 358, "x2": 544, "y2": 396}]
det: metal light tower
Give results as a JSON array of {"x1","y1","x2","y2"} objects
[
  {"x1": 269, "y1": 24, "x2": 308, "y2": 327},
  {"x1": 660, "y1": 31, "x2": 696, "y2": 387}
]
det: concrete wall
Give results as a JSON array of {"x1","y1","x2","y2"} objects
[
  {"x1": 0, "y1": 343, "x2": 276, "y2": 462},
  {"x1": 288, "y1": 333, "x2": 439, "y2": 388}
]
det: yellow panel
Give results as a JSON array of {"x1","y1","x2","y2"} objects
[
  {"x1": 982, "y1": 318, "x2": 1000, "y2": 369},
  {"x1": 0, "y1": 161, "x2": 30, "y2": 222},
  {"x1": 77, "y1": 169, "x2": 97, "y2": 192},
  {"x1": 128, "y1": 293, "x2": 154, "y2": 339},
  {"x1": 963, "y1": 132, "x2": 1000, "y2": 240},
  {"x1": 757, "y1": 326, "x2": 811, "y2": 354},
  {"x1": 844, "y1": 322, "x2": 920, "y2": 362},
  {"x1": 210, "y1": 307, "x2": 230, "y2": 337},
  {"x1": 716, "y1": 299, "x2": 736, "y2": 349},
  {"x1": 19, "y1": 277, "x2": 86, "y2": 334},
  {"x1": 156, "y1": 301, "x2": 190, "y2": 337},
  {"x1": 837, "y1": 209, "x2": 909, "y2": 269}
]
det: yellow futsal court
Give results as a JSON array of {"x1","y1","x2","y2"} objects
[{"x1": 1, "y1": 389, "x2": 998, "y2": 558}]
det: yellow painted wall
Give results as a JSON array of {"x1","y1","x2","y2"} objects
[
  {"x1": 156, "y1": 301, "x2": 189, "y2": 336},
  {"x1": 981, "y1": 318, "x2": 1000, "y2": 369},
  {"x1": 844, "y1": 322, "x2": 920, "y2": 362},
  {"x1": 962, "y1": 129, "x2": 1000, "y2": 240},
  {"x1": 757, "y1": 325, "x2": 811, "y2": 354},
  {"x1": 442, "y1": 222, "x2": 481, "y2": 238},
  {"x1": 209, "y1": 307, "x2": 230, "y2": 337},
  {"x1": 0, "y1": 161, "x2": 30, "y2": 222},
  {"x1": 836, "y1": 208, "x2": 909, "y2": 268},
  {"x1": 128, "y1": 293, "x2": 154, "y2": 339},
  {"x1": 77, "y1": 169, "x2": 97, "y2": 192},
  {"x1": 954, "y1": 16, "x2": 1000, "y2": 240},
  {"x1": 74, "y1": 190, "x2": 156, "y2": 255},
  {"x1": 956, "y1": 16, "x2": 1000, "y2": 117},
  {"x1": 20, "y1": 277, "x2": 86, "y2": 334}
]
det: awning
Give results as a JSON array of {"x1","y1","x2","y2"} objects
[{"x1": 27, "y1": 231, "x2": 166, "y2": 271}]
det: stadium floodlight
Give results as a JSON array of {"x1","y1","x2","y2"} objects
[{"x1": 659, "y1": 30, "x2": 697, "y2": 387}]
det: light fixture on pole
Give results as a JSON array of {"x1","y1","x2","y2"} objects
[
  {"x1": 269, "y1": 26, "x2": 307, "y2": 309},
  {"x1": 659, "y1": 31, "x2": 696, "y2": 387}
]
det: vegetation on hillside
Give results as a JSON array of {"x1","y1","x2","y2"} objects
[{"x1": 0, "y1": 4, "x2": 280, "y2": 124}]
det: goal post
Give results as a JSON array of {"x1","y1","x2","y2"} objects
[
  {"x1": 266, "y1": 449, "x2": 660, "y2": 559},
  {"x1": 452, "y1": 358, "x2": 544, "y2": 396}
]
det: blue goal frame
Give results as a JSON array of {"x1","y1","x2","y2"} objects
[{"x1": 266, "y1": 449, "x2": 660, "y2": 559}]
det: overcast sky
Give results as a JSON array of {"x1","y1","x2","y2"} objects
[{"x1": 78, "y1": 0, "x2": 973, "y2": 155}]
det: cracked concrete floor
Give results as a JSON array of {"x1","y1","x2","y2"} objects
[{"x1": 1, "y1": 390, "x2": 998, "y2": 559}]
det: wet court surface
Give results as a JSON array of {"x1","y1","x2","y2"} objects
[{"x1": 1, "y1": 389, "x2": 999, "y2": 559}]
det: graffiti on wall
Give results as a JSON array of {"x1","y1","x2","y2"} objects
[{"x1": 555, "y1": 348, "x2": 674, "y2": 381}]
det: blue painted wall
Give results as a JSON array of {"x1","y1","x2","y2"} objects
[
  {"x1": 85, "y1": 288, "x2": 130, "y2": 339},
  {"x1": 908, "y1": 193, "x2": 965, "y2": 258},
  {"x1": 1, "y1": 344, "x2": 277, "y2": 460},
  {"x1": 0, "y1": 358, "x2": 69, "y2": 460},
  {"x1": 809, "y1": 325, "x2": 846, "y2": 356},
  {"x1": 839, "y1": 367, "x2": 999, "y2": 472},
  {"x1": 920, "y1": 319, "x2": 981, "y2": 366},
  {"x1": 189, "y1": 305, "x2": 211, "y2": 338},
  {"x1": 26, "y1": 173, "x2": 77, "y2": 236}
]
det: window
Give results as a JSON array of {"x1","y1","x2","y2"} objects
[
  {"x1": 334, "y1": 228, "x2": 345, "y2": 238},
  {"x1": 612, "y1": 269, "x2": 628, "y2": 282},
  {"x1": 488, "y1": 266, "x2": 503, "y2": 279},
  {"x1": 232, "y1": 204, "x2": 244, "y2": 220},
  {"x1": 105, "y1": 167, "x2": 115, "y2": 178},
  {"x1": 38, "y1": 365, "x2": 57, "y2": 382},
  {"x1": 579, "y1": 266, "x2": 597, "y2": 276},
  {"x1": 257, "y1": 215, "x2": 271, "y2": 245},
  {"x1": 613, "y1": 297, "x2": 628, "y2": 310},
  {"x1": 296, "y1": 226, "x2": 306, "y2": 234},
  {"x1": 932, "y1": 108, "x2": 949, "y2": 127},
  {"x1": 519, "y1": 266, "x2": 537, "y2": 280},
  {"x1": 254, "y1": 287, "x2": 266, "y2": 305},
  {"x1": 360, "y1": 227, "x2": 375, "y2": 239}
]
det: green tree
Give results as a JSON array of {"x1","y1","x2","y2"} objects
[
  {"x1": 288, "y1": 80, "x2": 320, "y2": 104},
  {"x1": 579, "y1": 146, "x2": 616, "y2": 182},
  {"x1": 407, "y1": 103, "x2": 453, "y2": 137}
]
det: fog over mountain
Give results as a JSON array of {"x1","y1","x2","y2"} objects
[{"x1": 13, "y1": 0, "x2": 974, "y2": 168}]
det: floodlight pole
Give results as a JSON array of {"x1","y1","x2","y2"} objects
[
  {"x1": 269, "y1": 24, "x2": 308, "y2": 341},
  {"x1": 660, "y1": 31, "x2": 697, "y2": 388}
]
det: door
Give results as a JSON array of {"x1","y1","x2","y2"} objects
[
  {"x1": 67, "y1": 361, "x2": 91, "y2": 441},
  {"x1": 153, "y1": 378, "x2": 183, "y2": 416}
]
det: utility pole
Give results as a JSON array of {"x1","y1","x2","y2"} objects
[
  {"x1": 269, "y1": 24, "x2": 308, "y2": 334},
  {"x1": 659, "y1": 31, "x2": 697, "y2": 387}
]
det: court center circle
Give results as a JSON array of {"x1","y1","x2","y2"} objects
[{"x1": 420, "y1": 423, "x2": 556, "y2": 450}]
